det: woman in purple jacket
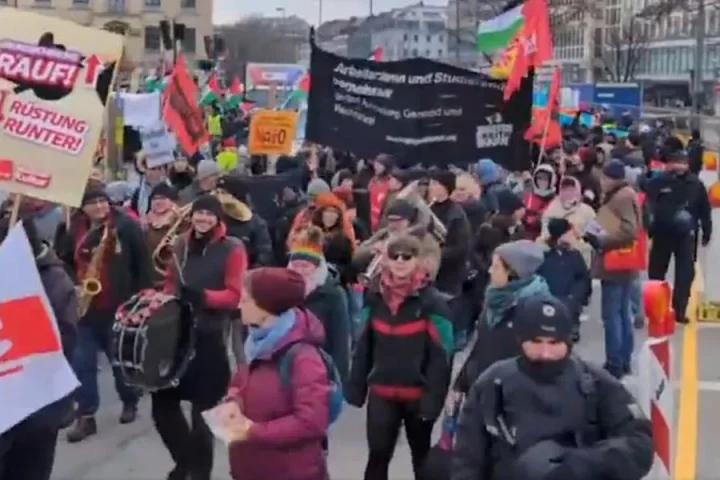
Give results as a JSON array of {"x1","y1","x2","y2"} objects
[{"x1": 224, "y1": 267, "x2": 331, "y2": 480}]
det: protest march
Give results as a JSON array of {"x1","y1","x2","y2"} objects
[{"x1": 9, "y1": 0, "x2": 719, "y2": 478}]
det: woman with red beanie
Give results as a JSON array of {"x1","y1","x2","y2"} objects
[{"x1": 223, "y1": 267, "x2": 333, "y2": 480}]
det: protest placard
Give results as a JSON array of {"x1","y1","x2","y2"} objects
[
  {"x1": 248, "y1": 109, "x2": 298, "y2": 155},
  {"x1": 140, "y1": 123, "x2": 176, "y2": 168},
  {"x1": 0, "y1": 8, "x2": 124, "y2": 206}
]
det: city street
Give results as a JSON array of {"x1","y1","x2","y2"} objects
[{"x1": 49, "y1": 171, "x2": 720, "y2": 480}]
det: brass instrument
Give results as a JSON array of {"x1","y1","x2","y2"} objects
[
  {"x1": 77, "y1": 225, "x2": 112, "y2": 317},
  {"x1": 150, "y1": 190, "x2": 249, "y2": 276},
  {"x1": 151, "y1": 204, "x2": 192, "y2": 276}
]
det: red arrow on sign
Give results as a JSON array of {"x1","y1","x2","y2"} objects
[{"x1": 84, "y1": 54, "x2": 102, "y2": 85}]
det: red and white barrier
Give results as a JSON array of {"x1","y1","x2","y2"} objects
[{"x1": 638, "y1": 280, "x2": 675, "y2": 480}]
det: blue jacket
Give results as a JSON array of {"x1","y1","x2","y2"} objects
[{"x1": 537, "y1": 244, "x2": 591, "y2": 317}]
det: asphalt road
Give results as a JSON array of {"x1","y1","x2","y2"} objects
[{"x1": 50, "y1": 172, "x2": 720, "y2": 480}]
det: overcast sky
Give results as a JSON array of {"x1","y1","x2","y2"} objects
[{"x1": 213, "y1": 0, "x2": 447, "y2": 25}]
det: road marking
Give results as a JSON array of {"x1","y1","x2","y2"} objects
[{"x1": 673, "y1": 262, "x2": 701, "y2": 480}]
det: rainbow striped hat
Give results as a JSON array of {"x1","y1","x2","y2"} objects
[{"x1": 289, "y1": 242, "x2": 324, "y2": 266}]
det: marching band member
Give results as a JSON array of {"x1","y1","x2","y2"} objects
[
  {"x1": 143, "y1": 184, "x2": 187, "y2": 287},
  {"x1": 155, "y1": 193, "x2": 247, "y2": 480},
  {"x1": 353, "y1": 199, "x2": 441, "y2": 280},
  {"x1": 63, "y1": 185, "x2": 151, "y2": 443},
  {"x1": 0, "y1": 218, "x2": 78, "y2": 480}
]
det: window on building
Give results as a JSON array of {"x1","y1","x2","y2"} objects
[
  {"x1": 413, "y1": 34, "x2": 418, "y2": 42},
  {"x1": 425, "y1": 49, "x2": 430, "y2": 56},
  {"x1": 108, "y1": 0, "x2": 126, "y2": 11},
  {"x1": 144, "y1": 0, "x2": 160, "y2": 6},
  {"x1": 438, "y1": 49, "x2": 443, "y2": 57},
  {"x1": 144, "y1": 26, "x2": 161, "y2": 51},
  {"x1": 438, "y1": 35, "x2": 443, "y2": 42},
  {"x1": 73, "y1": 0, "x2": 89, "y2": 5},
  {"x1": 403, "y1": 48, "x2": 408, "y2": 57},
  {"x1": 34, "y1": 0, "x2": 51, "y2": 4},
  {"x1": 404, "y1": 33, "x2": 408, "y2": 41},
  {"x1": 183, "y1": 28, "x2": 196, "y2": 53},
  {"x1": 181, "y1": 0, "x2": 195, "y2": 7},
  {"x1": 412, "y1": 48, "x2": 418, "y2": 56},
  {"x1": 426, "y1": 35, "x2": 431, "y2": 42}
]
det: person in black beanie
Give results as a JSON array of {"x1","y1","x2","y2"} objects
[
  {"x1": 143, "y1": 182, "x2": 185, "y2": 287},
  {"x1": 153, "y1": 192, "x2": 247, "y2": 480},
  {"x1": 0, "y1": 218, "x2": 78, "y2": 480},
  {"x1": 63, "y1": 183, "x2": 149, "y2": 443},
  {"x1": 537, "y1": 217, "x2": 591, "y2": 342},
  {"x1": 453, "y1": 295, "x2": 653, "y2": 480}
]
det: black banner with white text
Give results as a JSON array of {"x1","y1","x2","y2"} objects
[{"x1": 305, "y1": 41, "x2": 533, "y2": 171}]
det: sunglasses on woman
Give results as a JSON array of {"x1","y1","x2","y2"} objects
[{"x1": 388, "y1": 251, "x2": 416, "y2": 261}]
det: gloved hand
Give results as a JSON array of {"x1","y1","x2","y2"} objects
[
  {"x1": 344, "y1": 384, "x2": 367, "y2": 408},
  {"x1": 702, "y1": 232, "x2": 711, "y2": 247},
  {"x1": 545, "y1": 450, "x2": 592, "y2": 480},
  {"x1": 582, "y1": 232, "x2": 601, "y2": 251},
  {"x1": 180, "y1": 285, "x2": 205, "y2": 307}
]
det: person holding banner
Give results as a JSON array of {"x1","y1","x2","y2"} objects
[
  {"x1": 0, "y1": 218, "x2": 78, "y2": 480},
  {"x1": 62, "y1": 185, "x2": 151, "y2": 443}
]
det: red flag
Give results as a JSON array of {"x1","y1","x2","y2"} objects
[
  {"x1": 162, "y1": 56, "x2": 209, "y2": 155},
  {"x1": 228, "y1": 77, "x2": 244, "y2": 94},
  {"x1": 524, "y1": 68, "x2": 562, "y2": 148},
  {"x1": 503, "y1": 0, "x2": 553, "y2": 100}
]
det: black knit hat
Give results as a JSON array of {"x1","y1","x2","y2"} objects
[
  {"x1": 216, "y1": 175, "x2": 248, "y2": 201},
  {"x1": 81, "y1": 185, "x2": 109, "y2": 206},
  {"x1": 385, "y1": 199, "x2": 417, "y2": 221},
  {"x1": 515, "y1": 296, "x2": 573, "y2": 344},
  {"x1": 547, "y1": 217, "x2": 572, "y2": 240},
  {"x1": 150, "y1": 183, "x2": 179, "y2": 202},
  {"x1": 496, "y1": 189, "x2": 525, "y2": 216},
  {"x1": 191, "y1": 194, "x2": 223, "y2": 218},
  {"x1": 429, "y1": 170, "x2": 456, "y2": 194}
]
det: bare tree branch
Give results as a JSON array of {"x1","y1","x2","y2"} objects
[{"x1": 216, "y1": 17, "x2": 303, "y2": 78}]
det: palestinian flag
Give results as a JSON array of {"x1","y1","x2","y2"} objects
[
  {"x1": 200, "y1": 73, "x2": 222, "y2": 105},
  {"x1": 225, "y1": 77, "x2": 245, "y2": 108},
  {"x1": 280, "y1": 47, "x2": 384, "y2": 109},
  {"x1": 476, "y1": 4, "x2": 523, "y2": 53},
  {"x1": 144, "y1": 75, "x2": 168, "y2": 92}
]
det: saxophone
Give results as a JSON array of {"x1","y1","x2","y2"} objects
[{"x1": 77, "y1": 225, "x2": 111, "y2": 317}]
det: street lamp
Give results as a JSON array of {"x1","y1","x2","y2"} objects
[{"x1": 276, "y1": 7, "x2": 286, "y2": 18}]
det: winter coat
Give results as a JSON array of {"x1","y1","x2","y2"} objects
[
  {"x1": 430, "y1": 199, "x2": 471, "y2": 295},
  {"x1": 537, "y1": 243, "x2": 592, "y2": 319},
  {"x1": 303, "y1": 267, "x2": 351, "y2": 383},
  {"x1": 591, "y1": 182, "x2": 641, "y2": 282},
  {"x1": 26, "y1": 246, "x2": 78, "y2": 429},
  {"x1": 346, "y1": 283, "x2": 453, "y2": 421},
  {"x1": 223, "y1": 200, "x2": 273, "y2": 268},
  {"x1": 227, "y1": 308, "x2": 330, "y2": 480}
]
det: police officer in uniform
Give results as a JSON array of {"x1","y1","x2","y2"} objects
[
  {"x1": 645, "y1": 145, "x2": 712, "y2": 323},
  {"x1": 451, "y1": 296, "x2": 653, "y2": 480}
]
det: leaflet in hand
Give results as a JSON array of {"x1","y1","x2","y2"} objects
[
  {"x1": 583, "y1": 220, "x2": 606, "y2": 237},
  {"x1": 201, "y1": 401, "x2": 246, "y2": 445}
]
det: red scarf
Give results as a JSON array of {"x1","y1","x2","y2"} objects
[{"x1": 379, "y1": 268, "x2": 428, "y2": 315}]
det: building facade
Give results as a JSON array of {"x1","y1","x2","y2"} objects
[
  {"x1": 346, "y1": 3, "x2": 448, "y2": 61},
  {"x1": 5, "y1": 0, "x2": 213, "y2": 70}
]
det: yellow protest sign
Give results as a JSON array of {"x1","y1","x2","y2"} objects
[{"x1": 248, "y1": 109, "x2": 298, "y2": 155}]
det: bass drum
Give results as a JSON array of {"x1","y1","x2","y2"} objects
[{"x1": 112, "y1": 290, "x2": 195, "y2": 392}]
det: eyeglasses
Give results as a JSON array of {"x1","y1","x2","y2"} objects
[{"x1": 389, "y1": 252, "x2": 416, "y2": 261}]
